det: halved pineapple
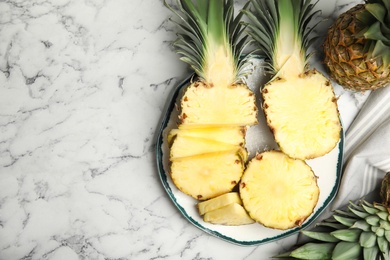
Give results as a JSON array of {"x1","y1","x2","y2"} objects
[
  {"x1": 171, "y1": 149, "x2": 246, "y2": 200},
  {"x1": 263, "y1": 71, "x2": 341, "y2": 159},
  {"x1": 244, "y1": 0, "x2": 341, "y2": 160},
  {"x1": 197, "y1": 192, "x2": 243, "y2": 216},
  {"x1": 240, "y1": 150, "x2": 319, "y2": 230},
  {"x1": 203, "y1": 203, "x2": 255, "y2": 226},
  {"x1": 168, "y1": 126, "x2": 246, "y2": 146}
]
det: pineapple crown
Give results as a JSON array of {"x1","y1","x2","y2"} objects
[
  {"x1": 356, "y1": 0, "x2": 390, "y2": 66},
  {"x1": 242, "y1": 0, "x2": 321, "y2": 78},
  {"x1": 164, "y1": 0, "x2": 253, "y2": 86}
]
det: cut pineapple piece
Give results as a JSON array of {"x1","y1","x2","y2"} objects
[
  {"x1": 203, "y1": 203, "x2": 255, "y2": 226},
  {"x1": 197, "y1": 192, "x2": 242, "y2": 216},
  {"x1": 240, "y1": 150, "x2": 319, "y2": 230},
  {"x1": 171, "y1": 150, "x2": 246, "y2": 200},
  {"x1": 169, "y1": 126, "x2": 246, "y2": 146},
  {"x1": 263, "y1": 71, "x2": 341, "y2": 160},
  {"x1": 179, "y1": 83, "x2": 258, "y2": 127},
  {"x1": 170, "y1": 135, "x2": 245, "y2": 160}
]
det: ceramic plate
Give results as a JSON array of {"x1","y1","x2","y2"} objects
[{"x1": 156, "y1": 58, "x2": 344, "y2": 246}]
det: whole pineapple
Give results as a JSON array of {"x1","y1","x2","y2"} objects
[
  {"x1": 275, "y1": 172, "x2": 390, "y2": 259},
  {"x1": 323, "y1": 0, "x2": 390, "y2": 91},
  {"x1": 165, "y1": 0, "x2": 258, "y2": 200}
]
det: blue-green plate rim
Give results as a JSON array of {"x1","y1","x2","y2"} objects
[{"x1": 155, "y1": 73, "x2": 344, "y2": 246}]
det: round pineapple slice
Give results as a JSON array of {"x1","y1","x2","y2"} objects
[{"x1": 239, "y1": 150, "x2": 319, "y2": 230}]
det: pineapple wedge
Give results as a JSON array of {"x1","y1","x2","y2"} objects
[
  {"x1": 168, "y1": 126, "x2": 246, "y2": 146},
  {"x1": 170, "y1": 135, "x2": 245, "y2": 160},
  {"x1": 203, "y1": 203, "x2": 255, "y2": 226},
  {"x1": 197, "y1": 192, "x2": 242, "y2": 216},
  {"x1": 171, "y1": 149, "x2": 246, "y2": 200},
  {"x1": 240, "y1": 150, "x2": 319, "y2": 230}
]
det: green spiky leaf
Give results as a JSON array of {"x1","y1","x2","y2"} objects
[
  {"x1": 243, "y1": 0, "x2": 320, "y2": 77},
  {"x1": 165, "y1": 0, "x2": 253, "y2": 85}
]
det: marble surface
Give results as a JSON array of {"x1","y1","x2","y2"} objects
[{"x1": 0, "y1": 0, "x2": 370, "y2": 259}]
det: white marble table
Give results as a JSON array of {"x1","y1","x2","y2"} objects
[{"x1": 0, "y1": 0, "x2": 370, "y2": 259}]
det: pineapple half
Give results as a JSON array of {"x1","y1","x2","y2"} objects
[
  {"x1": 323, "y1": 0, "x2": 390, "y2": 91},
  {"x1": 243, "y1": 0, "x2": 342, "y2": 160},
  {"x1": 165, "y1": 0, "x2": 258, "y2": 200},
  {"x1": 239, "y1": 150, "x2": 319, "y2": 230}
]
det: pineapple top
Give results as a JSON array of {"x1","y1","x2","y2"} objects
[
  {"x1": 243, "y1": 0, "x2": 320, "y2": 79},
  {"x1": 357, "y1": 0, "x2": 390, "y2": 67},
  {"x1": 165, "y1": 0, "x2": 252, "y2": 87}
]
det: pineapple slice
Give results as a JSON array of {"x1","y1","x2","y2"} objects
[
  {"x1": 197, "y1": 192, "x2": 242, "y2": 216},
  {"x1": 179, "y1": 83, "x2": 258, "y2": 127},
  {"x1": 240, "y1": 150, "x2": 319, "y2": 230},
  {"x1": 170, "y1": 135, "x2": 245, "y2": 160},
  {"x1": 168, "y1": 126, "x2": 246, "y2": 146},
  {"x1": 170, "y1": 149, "x2": 246, "y2": 200},
  {"x1": 203, "y1": 203, "x2": 255, "y2": 226}
]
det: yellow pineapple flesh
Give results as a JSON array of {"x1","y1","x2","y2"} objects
[
  {"x1": 240, "y1": 150, "x2": 319, "y2": 230},
  {"x1": 197, "y1": 192, "x2": 243, "y2": 216},
  {"x1": 180, "y1": 82, "x2": 258, "y2": 127},
  {"x1": 170, "y1": 150, "x2": 245, "y2": 200},
  {"x1": 169, "y1": 126, "x2": 246, "y2": 145},
  {"x1": 203, "y1": 203, "x2": 255, "y2": 226},
  {"x1": 263, "y1": 70, "x2": 341, "y2": 160},
  {"x1": 169, "y1": 135, "x2": 244, "y2": 160}
]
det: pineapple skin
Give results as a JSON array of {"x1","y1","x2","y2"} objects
[
  {"x1": 239, "y1": 150, "x2": 320, "y2": 230},
  {"x1": 323, "y1": 4, "x2": 390, "y2": 91}
]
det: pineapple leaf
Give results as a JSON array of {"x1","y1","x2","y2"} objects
[
  {"x1": 330, "y1": 229, "x2": 361, "y2": 242},
  {"x1": 331, "y1": 241, "x2": 361, "y2": 260},
  {"x1": 363, "y1": 246, "x2": 380, "y2": 260},
  {"x1": 333, "y1": 215, "x2": 357, "y2": 227},
  {"x1": 289, "y1": 243, "x2": 335, "y2": 260},
  {"x1": 165, "y1": 0, "x2": 251, "y2": 85},
  {"x1": 365, "y1": 3, "x2": 386, "y2": 24},
  {"x1": 244, "y1": 0, "x2": 320, "y2": 77},
  {"x1": 359, "y1": 231, "x2": 377, "y2": 248},
  {"x1": 301, "y1": 230, "x2": 340, "y2": 242},
  {"x1": 364, "y1": 22, "x2": 389, "y2": 42}
]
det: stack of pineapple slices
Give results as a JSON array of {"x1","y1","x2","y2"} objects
[
  {"x1": 165, "y1": 0, "x2": 258, "y2": 202},
  {"x1": 165, "y1": 0, "x2": 341, "y2": 230}
]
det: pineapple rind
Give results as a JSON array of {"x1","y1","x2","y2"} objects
[
  {"x1": 171, "y1": 150, "x2": 245, "y2": 201},
  {"x1": 263, "y1": 70, "x2": 341, "y2": 160},
  {"x1": 203, "y1": 203, "x2": 255, "y2": 226},
  {"x1": 240, "y1": 150, "x2": 319, "y2": 230},
  {"x1": 197, "y1": 192, "x2": 243, "y2": 216}
]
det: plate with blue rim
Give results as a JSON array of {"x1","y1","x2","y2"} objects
[{"x1": 155, "y1": 58, "x2": 344, "y2": 246}]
